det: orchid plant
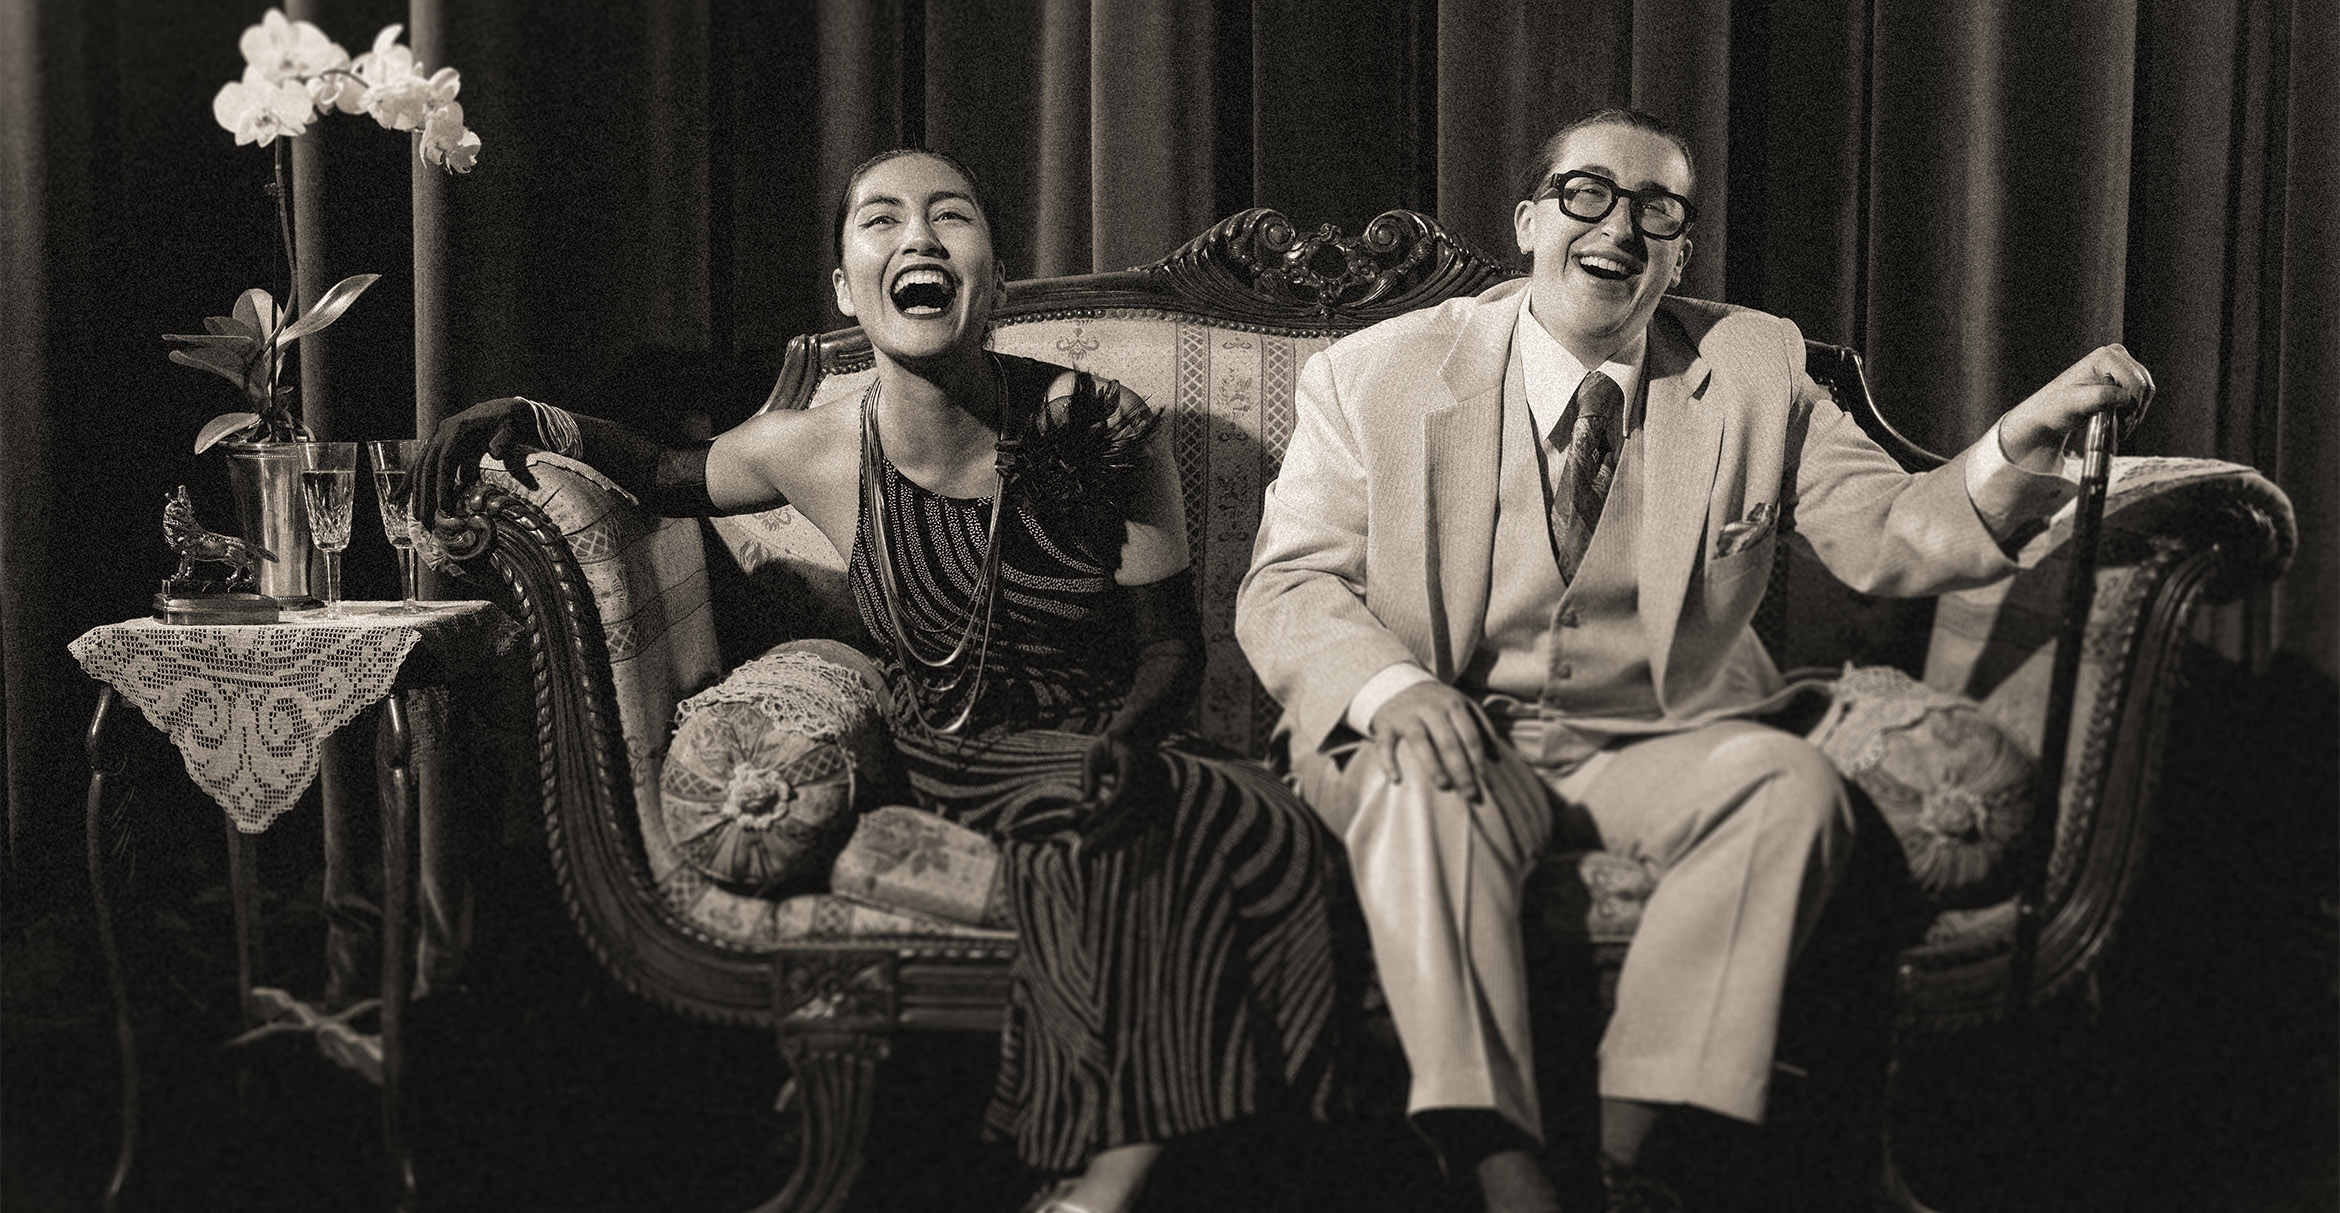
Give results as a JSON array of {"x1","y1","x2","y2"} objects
[{"x1": 170, "y1": 9, "x2": 481, "y2": 451}]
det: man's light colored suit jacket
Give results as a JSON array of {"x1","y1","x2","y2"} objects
[{"x1": 1237, "y1": 278, "x2": 2062, "y2": 758}]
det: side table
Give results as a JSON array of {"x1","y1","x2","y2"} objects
[{"x1": 70, "y1": 600, "x2": 507, "y2": 1213}]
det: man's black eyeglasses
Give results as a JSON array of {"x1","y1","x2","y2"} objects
[{"x1": 1535, "y1": 171, "x2": 1697, "y2": 241}]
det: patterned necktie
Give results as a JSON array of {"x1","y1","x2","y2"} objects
[{"x1": 1548, "y1": 370, "x2": 1625, "y2": 582}]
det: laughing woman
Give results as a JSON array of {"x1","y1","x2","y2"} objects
[{"x1": 412, "y1": 149, "x2": 1340, "y2": 1213}]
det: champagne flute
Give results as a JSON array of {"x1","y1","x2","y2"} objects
[
  {"x1": 368, "y1": 439, "x2": 426, "y2": 614},
  {"x1": 297, "y1": 441, "x2": 359, "y2": 618}
]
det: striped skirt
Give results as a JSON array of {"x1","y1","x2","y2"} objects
[{"x1": 895, "y1": 725, "x2": 1340, "y2": 1173}]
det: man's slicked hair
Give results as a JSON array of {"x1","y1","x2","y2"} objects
[{"x1": 1518, "y1": 107, "x2": 1697, "y2": 202}]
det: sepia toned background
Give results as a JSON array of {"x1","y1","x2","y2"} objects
[{"x1": 4, "y1": 2, "x2": 2333, "y2": 1209}]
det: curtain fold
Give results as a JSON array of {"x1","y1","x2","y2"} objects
[
  {"x1": 2273, "y1": 0, "x2": 2335, "y2": 671},
  {"x1": 1633, "y1": 0, "x2": 1733, "y2": 301},
  {"x1": 7, "y1": 0, "x2": 2332, "y2": 865}
]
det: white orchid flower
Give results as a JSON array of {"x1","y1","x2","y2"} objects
[
  {"x1": 352, "y1": 25, "x2": 420, "y2": 87},
  {"x1": 311, "y1": 68, "x2": 368, "y2": 115},
  {"x1": 424, "y1": 66, "x2": 461, "y2": 108},
  {"x1": 238, "y1": 8, "x2": 347, "y2": 86},
  {"x1": 212, "y1": 65, "x2": 315, "y2": 146},
  {"x1": 420, "y1": 102, "x2": 481, "y2": 173},
  {"x1": 354, "y1": 26, "x2": 435, "y2": 131}
]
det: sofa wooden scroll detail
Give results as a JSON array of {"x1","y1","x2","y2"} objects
[{"x1": 435, "y1": 208, "x2": 2296, "y2": 1213}]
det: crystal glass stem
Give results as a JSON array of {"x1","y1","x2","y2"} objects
[
  {"x1": 321, "y1": 550, "x2": 344, "y2": 619},
  {"x1": 399, "y1": 548, "x2": 420, "y2": 613}
]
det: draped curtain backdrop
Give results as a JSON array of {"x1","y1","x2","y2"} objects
[{"x1": 5, "y1": 0, "x2": 2333, "y2": 870}]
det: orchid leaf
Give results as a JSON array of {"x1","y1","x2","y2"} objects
[
  {"x1": 193, "y1": 412, "x2": 263, "y2": 454},
  {"x1": 233, "y1": 288, "x2": 280, "y2": 341},
  {"x1": 169, "y1": 346, "x2": 249, "y2": 385},
  {"x1": 277, "y1": 273, "x2": 381, "y2": 344}
]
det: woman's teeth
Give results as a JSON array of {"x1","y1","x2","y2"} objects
[{"x1": 891, "y1": 267, "x2": 958, "y2": 315}]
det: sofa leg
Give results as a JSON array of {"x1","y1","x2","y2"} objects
[{"x1": 740, "y1": 1032, "x2": 890, "y2": 1213}]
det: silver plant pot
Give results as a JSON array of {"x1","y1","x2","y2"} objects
[{"x1": 219, "y1": 441, "x2": 321, "y2": 608}]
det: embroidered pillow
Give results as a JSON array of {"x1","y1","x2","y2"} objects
[
  {"x1": 659, "y1": 644, "x2": 895, "y2": 894},
  {"x1": 1806, "y1": 664, "x2": 2038, "y2": 908},
  {"x1": 828, "y1": 806, "x2": 1012, "y2": 928}
]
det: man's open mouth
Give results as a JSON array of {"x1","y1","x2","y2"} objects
[
  {"x1": 890, "y1": 266, "x2": 960, "y2": 316},
  {"x1": 1575, "y1": 252, "x2": 1639, "y2": 282}
]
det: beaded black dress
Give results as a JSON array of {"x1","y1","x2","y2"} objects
[{"x1": 848, "y1": 353, "x2": 1338, "y2": 1172}]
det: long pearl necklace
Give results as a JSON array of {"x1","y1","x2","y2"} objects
[{"x1": 861, "y1": 354, "x2": 1011, "y2": 736}]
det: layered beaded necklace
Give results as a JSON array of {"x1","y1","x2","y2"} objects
[{"x1": 859, "y1": 353, "x2": 1013, "y2": 736}]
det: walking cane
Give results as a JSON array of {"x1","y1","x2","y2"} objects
[{"x1": 2008, "y1": 406, "x2": 2121, "y2": 1010}]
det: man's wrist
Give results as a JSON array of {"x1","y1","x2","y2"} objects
[
  {"x1": 1347, "y1": 663, "x2": 1438, "y2": 735},
  {"x1": 1968, "y1": 418, "x2": 2078, "y2": 550},
  {"x1": 1994, "y1": 412, "x2": 2061, "y2": 472}
]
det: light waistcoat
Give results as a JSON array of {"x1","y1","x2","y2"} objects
[{"x1": 1460, "y1": 342, "x2": 1662, "y2": 767}]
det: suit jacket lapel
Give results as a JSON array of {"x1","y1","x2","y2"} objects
[
  {"x1": 1422, "y1": 283, "x2": 1524, "y2": 679},
  {"x1": 1636, "y1": 307, "x2": 1721, "y2": 697}
]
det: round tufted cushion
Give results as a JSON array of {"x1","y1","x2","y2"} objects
[
  {"x1": 660, "y1": 643, "x2": 895, "y2": 895},
  {"x1": 1806, "y1": 664, "x2": 2036, "y2": 908}
]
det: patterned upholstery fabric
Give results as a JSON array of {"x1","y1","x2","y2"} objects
[
  {"x1": 829, "y1": 806, "x2": 1012, "y2": 928},
  {"x1": 1527, "y1": 851, "x2": 1661, "y2": 946},
  {"x1": 485, "y1": 455, "x2": 1009, "y2": 949},
  {"x1": 660, "y1": 646, "x2": 894, "y2": 893},
  {"x1": 1911, "y1": 455, "x2": 2294, "y2": 958},
  {"x1": 1807, "y1": 664, "x2": 2036, "y2": 908}
]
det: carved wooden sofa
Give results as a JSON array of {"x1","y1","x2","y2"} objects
[{"x1": 436, "y1": 209, "x2": 2296, "y2": 1212}]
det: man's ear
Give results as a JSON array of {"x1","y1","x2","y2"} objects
[
  {"x1": 1670, "y1": 237, "x2": 1693, "y2": 289},
  {"x1": 1514, "y1": 198, "x2": 1539, "y2": 259},
  {"x1": 832, "y1": 266, "x2": 859, "y2": 319},
  {"x1": 991, "y1": 262, "x2": 1008, "y2": 311}
]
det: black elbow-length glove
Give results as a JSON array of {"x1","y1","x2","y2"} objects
[
  {"x1": 410, "y1": 396, "x2": 719, "y2": 528},
  {"x1": 1077, "y1": 568, "x2": 1203, "y2": 840}
]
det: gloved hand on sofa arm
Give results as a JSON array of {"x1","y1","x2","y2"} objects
[{"x1": 409, "y1": 396, "x2": 719, "y2": 528}]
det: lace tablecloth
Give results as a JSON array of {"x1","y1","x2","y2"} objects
[{"x1": 70, "y1": 601, "x2": 506, "y2": 833}]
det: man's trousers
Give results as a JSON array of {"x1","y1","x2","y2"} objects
[{"x1": 1292, "y1": 717, "x2": 1852, "y2": 1141}]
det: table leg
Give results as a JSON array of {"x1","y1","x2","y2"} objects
[
  {"x1": 83, "y1": 686, "x2": 137, "y2": 1213},
  {"x1": 225, "y1": 820, "x2": 265, "y2": 1028},
  {"x1": 377, "y1": 691, "x2": 420, "y2": 1210}
]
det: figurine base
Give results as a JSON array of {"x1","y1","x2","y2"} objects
[{"x1": 153, "y1": 592, "x2": 281, "y2": 626}]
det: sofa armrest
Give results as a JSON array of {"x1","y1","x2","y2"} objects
[
  {"x1": 478, "y1": 453, "x2": 725, "y2": 792},
  {"x1": 1905, "y1": 455, "x2": 2295, "y2": 1022}
]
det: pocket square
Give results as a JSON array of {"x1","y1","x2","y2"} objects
[{"x1": 1715, "y1": 502, "x2": 1776, "y2": 557}]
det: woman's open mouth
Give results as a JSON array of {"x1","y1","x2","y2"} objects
[{"x1": 889, "y1": 266, "x2": 960, "y2": 316}]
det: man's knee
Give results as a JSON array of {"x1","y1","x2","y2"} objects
[
  {"x1": 1330, "y1": 744, "x2": 1551, "y2": 872},
  {"x1": 1708, "y1": 725, "x2": 1851, "y2": 841}
]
